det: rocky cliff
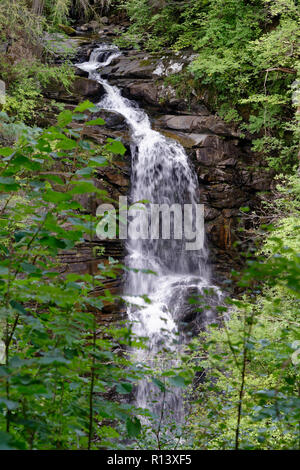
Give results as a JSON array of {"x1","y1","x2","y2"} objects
[{"x1": 43, "y1": 21, "x2": 275, "y2": 321}]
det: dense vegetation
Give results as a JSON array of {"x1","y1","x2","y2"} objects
[
  {"x1": 121, "y1": 0, "x2": 299, "y2": 172},
  {"x1": 0, "y1": 0, "x2": 299, "y2": 450}
]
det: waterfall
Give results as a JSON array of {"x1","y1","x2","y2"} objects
[{"x1": 77, "y1": 45, "x2": 219, "y2": 424}]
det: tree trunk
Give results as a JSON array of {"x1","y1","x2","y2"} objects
[{"x1": 32, "y1": 0, "x2": 44, "y2": 16}]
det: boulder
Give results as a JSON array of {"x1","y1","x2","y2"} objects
[
  {"x1": 44, "y1": 77, "x2": 105, "y2": 103},
  {"x1": 195, "y1": 144, "x2": 239, "y2": 167},
  {"x1": 126, "y1": 81, "x2": 158, "y2": 105},
  {"x1": 90, "y1": 110, "x2": 127, "y2": 130},
  {"x1": 100, "y1": 17, "x2": 109, "y2": 25},
  {"x1": 73, "y1": 77, "x2": 104, "y2": 98},
  {"x1": 101, "y1": 56, "x2": 159, "y2": 79},
  {"x1": 0, "y1": 42, "x2": 9, "y2": 54},
  {"x1": 156, "y1": 130, "x2": 208, "y2": 148},
  {"x1": 77, "y1": 21, "x2": 100, "y2": 33},
  {"x1": 58, "y1": 24, "x2": 77, "y2": 36},
  {"x1": 155, "y1": 115, "x2": 239, "y2": 137},
  {"x1": 43, "y1": 33, "x2": 85, "y2": 58}
]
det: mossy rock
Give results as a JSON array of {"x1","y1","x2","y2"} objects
[{"x1": 58, "y1": 24, "x2": 76, "y2": 36}]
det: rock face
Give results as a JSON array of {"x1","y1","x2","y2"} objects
[
  {"x1": 92, "y1": 45, "x2": 274, "y2": 282},
  {"x1": 44, "y1": 76, "x2": 105, "y2": 103},
  {"x1": 42, "y1": 29, "x2": 274, "y2": 320},
  {"x1": 156, "y1": 115, "x2": 239, "y2": 137}
]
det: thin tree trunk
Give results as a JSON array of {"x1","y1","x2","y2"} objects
[{"x1": 32, "y1": 0, "x2": 44, "y2": 16}]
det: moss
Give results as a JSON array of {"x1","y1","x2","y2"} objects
[
  {"x1": 139, "y1": 59, "x2": 155, "y2": 66},
  {"x1": 58, "y1": 24, "x2": 76, "y2": 36}
]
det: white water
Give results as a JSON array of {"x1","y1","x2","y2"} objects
[{"x1": 77, "y1": 45, "x2": 219, "y2": 422}]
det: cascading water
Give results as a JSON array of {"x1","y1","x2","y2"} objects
[{"x1": 77, "y1": 45, "x2": 219, "y2": 423}]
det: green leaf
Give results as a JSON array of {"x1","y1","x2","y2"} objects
[
  {"x1": 0, "y1": 147, "x2": 14, "y2": 157},
  {"x1": 152, "y1": 377, "x2": 166, "y2": 392},
  {"x1": 10, "y1": 300, "x2": 27, "y2": 316},
  {"x1": 168, "y1": 375, "x2": 186, "y2": 388},
  {"x1": 74, "y1": 100, "x2": 95, "y2": 113},
  {"x1": 126, "y1": 417, "x2": 141, "y2": 438},
  {"x1": 85, "y1": 118, "x2": 105, "y2": 126},
  {"x1": 116, "y1": 382, "x2": 133, "y2": 394},
  {"x1": 89, "y1": 156, "x2": 107, "y2": 166},
  {"x1": 43, "y1": 190, "x2": 72, "y2": 203},
  {"x1": 105, "y1": 139, "x2": 126, "y2": 155},
  {"x1": 0, "y1": 177, "x2": 18, "y2": 187},
  {"x1": 57, "y1": 110, "x2": 73, "y2": 127},
  {"x1": 0, "y1": 398, "x2": 20, "y2": 411},
  {"x1": 56, "y1": 138, "x2": 77, "y2": 150}
]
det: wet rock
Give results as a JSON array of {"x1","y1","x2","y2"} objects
[
  {"x1": 207, "y1": 185, "x2": 245, "y2": 209},
  {"x1": 126, "y1": 81, "x2": 158, "y2": 105},
  {"x1": 204, "y1": 207, "x2": 220, "y2": 221},
  {"x1": 58, "y1": 24, "x2": 77, "y2": 36},
  {"x1": 156, "y1": 115, "x2": 239, "y2": 137},
  {"x1": 87, "y1": 110, "x2": 128, "y2": 131},
  {"x1": 176, "y1": 285, "x2": 221, "y2": 332},
  {"x1": 43, "y1": 33, "x2": 85, "y2": 58},
  {"x1": 97, "y1": 167, "x2": 129, "y2": 189},
  {"x1": 44, "y1": 77, "x2": 105, "y2": 103},
  {"x1": 100, "y1": 49, "x2": 193, "y2": 81},
  {"x1": 73, "y1": 42, "x2": 98, "y2": 64},
  {"x1": 77, "y1": 21, "x2": 100, "y2": 33},
  {"x1": 248, "y1": 171, "x2": 275, "y2": 191},
  {"x1": 101, "y1": 56, "x2": 159, "y2": 79},
  {"x1": 0, "y1": 42, "x2": 9, "y2": 54},
  {"x1": 100, "y1": 17, "x2": 109, "y2": 25},
  {"x1": 155, "y1": 130, "x2": 208, "y2": 148},
  {"x1": 206, "y1": 216, "x2": 235, "y2": 250},
  {"x1": 218, "y1": 158, "x2": 237, "y2": 167}
]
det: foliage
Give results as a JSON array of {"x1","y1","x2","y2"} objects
[
  {"x1": 185, "y1": 177, "x2": 300, "y2": 449},
  {"x1": 122, "y1": 0, "x2": 300, "y2": 171},
  {"x1": 43, "y1": 0, "x2": 118, "y2": 24},
  {"x1": 0, "y1": 101, "x2": 142, "y2": 449},
  {"x1": 0, "y1": 0, "x2": 75, "y2": 124},
  {"x1": 0, "y1": 0, "x2": 299, "y2": 451},
  {"x1": 0, "y1": 58, "x2": 75, "y2": 123},
  {"x1": 0, "y1": 101, "x2": 192, "y2": 450},
  {"x1": 0, "y1": 0, "x2": 46, "y2": 45},
  {"x1": 0, "y1": 112, "x2": 40, "y2": 147}
]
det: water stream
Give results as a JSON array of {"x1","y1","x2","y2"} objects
[{"x1": 77, "y1": 44, "x2": 219, "y2": 424}]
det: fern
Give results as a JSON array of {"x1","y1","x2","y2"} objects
[{"x1": 51, "y1": 0, "x2": 71, "y2": 24}]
